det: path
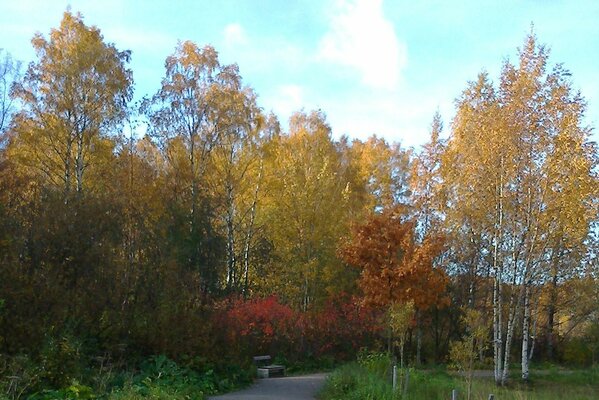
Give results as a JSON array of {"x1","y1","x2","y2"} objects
[{"x1": 208, "y1": 373, "x2": 328, "y2": 400}]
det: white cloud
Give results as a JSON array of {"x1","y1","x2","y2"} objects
[
  {"x1": 318, "y1": 0, "x2": 407, "y2": 90},
  {"x1": 263, "y1": 84, "x2": 306, "y2": 124},
  {"x1": 223, "y1": 23, "x2": 248, "y2": 47}
]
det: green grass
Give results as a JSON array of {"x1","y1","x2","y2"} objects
[{"x1": 319, "y1": 356, "x2": 599, "y2": 400}]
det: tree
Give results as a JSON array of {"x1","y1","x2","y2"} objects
[
  {"x1": 207, "y1": 88, "x2": 265, "y2": 293},
  {"x1": 389, "y1": 301, "x2": 415, "y2": 369},
  {"x1": 410, "y1": 112, "x2": 447, "y2": 364},
  {"x1": 0, "y1": 50, "x2": 21, "y2": 138},
  {"x1": 347, "y1": 135, "x2": 411, "y2": 214},
  {"x1": 340, "y1": 206, "x2": 448, "y2": 309},
  {"x1": 258, "y1": 110, "x2": 355, "y2": 309},
  {"x1": 411, "y1": 111, "x2": 445, "y2": 240},
  {"x1": 144, "y1": 41, "x2": 250, "y2": 295},
  {"x1": 443, "y1": 31, "x2": 597, "y2": 384},
  {"x1": 10, "y1": 11, "x2": 132, "y2": 196},
  {"x1": 449, "y1": 308, "x2": 490, "y2": 400}
]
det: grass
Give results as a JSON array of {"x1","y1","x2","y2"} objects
[{"x1": 318, "y1": 355, "x2": 599, "y2": 400}]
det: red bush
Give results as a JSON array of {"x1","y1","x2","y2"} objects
[{"x1": 214, "y1": 293, "x2": 384, "y2": 363}]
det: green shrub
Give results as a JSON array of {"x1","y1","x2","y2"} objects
[
  {"x1": 105, "y1": 355, "x2": 253, "y2": 399},
  {"x1": 29, "y1": 382, "x2": 95, "y2": 399},
  {"x1": 563, "y1": 338, "x2": 593, "y2": 366},
  {"x1": 357, "y1": 351, "x2": 391, "y2": 377},
  {"x1": 39, "y1": 335, "x2": 84, "y2": 388},
  {"x1": 319, "y1": 360, "x2": 398, "y2": 400}
]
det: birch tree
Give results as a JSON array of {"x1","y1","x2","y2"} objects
[
  {"x1": 259, "y1": 110, "x2": 353, "y2": 309},
  {"x1": 443, "y1": 31, "x2": 597, "y2": 384},
  {"x1": 10, "y1": 11, "x2": 132, "y2": 196},
  {"x1": 144, "y1": 41, "x2": 248, "y2": 294},
  {"x1": 347, "y1": 135, "x2": 411, "y2": 213},
  {"x1": 208, "y1": 89, "x2": 265, "y2": 293},
  {"x1": 0, "y1": 50, "x2": 21, "y2": 137}
]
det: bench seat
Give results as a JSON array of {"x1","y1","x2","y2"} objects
[{"x1": 257, "y1": 364, "x2": 286, "y2": 378}]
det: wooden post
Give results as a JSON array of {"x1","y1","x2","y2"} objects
[
  {"x1": 392, "y1": 364, "x2": 397, "y2": 390},
  {"x1": 451, "y1": 389, "x2": 458, "y2": 400}
]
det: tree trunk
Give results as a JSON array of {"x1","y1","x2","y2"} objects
[
  {"x1": 529, "y1": 302, "x2": 538, "y2": 362},
  {"x1": 64, "y1": 139, "x2": 72, "y2": 198},
  {"x1": 501, "y1": 304, "x2": 516, "y2": 385},
  {"x1": 501, "y1": 277, "x2": 527, "y2": 386},
  {"x1": 546, "y1": 260, "x2": 559, "y2": 361},
  {"x1": 225, "y1": 181, "x2": 236, "y2": 290},
  {"x1": 493, "y1": 270, "x2": 503, "y2": 385},
  {"x1": 521, "y1": 284, "x2": 531, "y2": 381},
  {"x1": 493, "y1": 156, "x2": 505, "y2": 385},
  {"x1": 399, "y1": 339, "x2": 405, "y2": 370},
  {"x1": 76, "y1": 131, "x2": 84, "y2": 193},
  {"x1": 242, "y1": 159, "x2": 262, "y2": 298},
  {"x1": 434, "y1": 307, "x2": 440, "y2": 363},
  {"x1": 467, "y1": 336, "x2": 475, "y2": 400},
  {"x1": 416, "y1": 311, "x2": 422, "y2": 366}
]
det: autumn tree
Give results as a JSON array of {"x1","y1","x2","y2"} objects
[
  {"x1": 207, "y1": 88, "x2": 266, "y2": 293},
  {"x1": 10, "y1": 11, "x2": 132, "y2": 196},
  {"x1": 410, "y1": 111, "x2": 447, "y2": 364},
  {"x1": 0, "y1": 50, "x2": 21, "y2": 137},
  {"x1": 144, "y1": 41, "x2": 253, "y2": 295},
  {"x1": 258, "y1": 110, "x2": 355, "y2": 309},
  {"x1": 339, "y1": 205, "x2": 449, "y2": 359},
  {"x1": 0, "y1": 50, "x2": 21, "y2": 263},
  {"x1": 443, "y1": 31, "x2": 597, "y2": 384},
  {"x1": 345, "y1": 135, "x2": 411, "y2": 214},
  {"x1": 411, "y1": 112, "x2": 445, "y2": 240},
  {"x1": 236, "y1": 113, "x2": 281, "y2": 297},
  {"x1": 389, "y1": 301, "x2": 415, "y2": 368},
  {"x1": 449, "y1": 308, "x2": 490, "y2": 400}
]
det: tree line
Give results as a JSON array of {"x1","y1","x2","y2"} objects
[{"x1": 0, "y1": 11, "x2": 597, "y2": 388}]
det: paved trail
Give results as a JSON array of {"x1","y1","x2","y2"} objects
[{"x1": 208, "y1": 373, "x2": 328, "y2": 400}]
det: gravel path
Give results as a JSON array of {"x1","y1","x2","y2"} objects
[{"x1": 208, "y1": 373, "x2": 328, "y2": 400}]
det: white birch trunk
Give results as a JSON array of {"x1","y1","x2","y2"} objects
[
  {"x1": 493, "y1": 156, "x2": 505, "y2": 385},
  {"x1": 501, "y1": 300, "x2": 517, "y2": 385},
  {"x1": 242, "y1": 159, "x2": 263, "y2": 298},
  {"x1": 225, "y1": 180, "x2": 236, "y2": 288}
]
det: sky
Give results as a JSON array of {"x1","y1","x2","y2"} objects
[{"x1": 1, "y1": 0, "x2": 598, "y2": 148}]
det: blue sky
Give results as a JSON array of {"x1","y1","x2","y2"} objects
[{"x1": 1, "y1": 0, "x2": 598, "y2": 148}]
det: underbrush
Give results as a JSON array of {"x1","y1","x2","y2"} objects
[
  {"x1": 275, "y1": 355, "x2": 338, "y2": 375},
  {"x1": 1, "y1": 354, "x2": 253, "y2": 400},
  {"x1": 319, "y1": 354, "x2": 599, "y2": 400}
]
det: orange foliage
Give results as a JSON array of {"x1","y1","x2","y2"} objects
[{"x1": 339, "y1": 206, "x2": 449, "y2": 310}]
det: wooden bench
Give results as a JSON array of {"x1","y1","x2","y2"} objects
[{"x1": 253, "y1": 355, "x2": 285, "y2": 378}]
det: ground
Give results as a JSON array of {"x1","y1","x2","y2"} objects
[{"x1": 208, "y1": 373, "x2": 327, "y2": 400}]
